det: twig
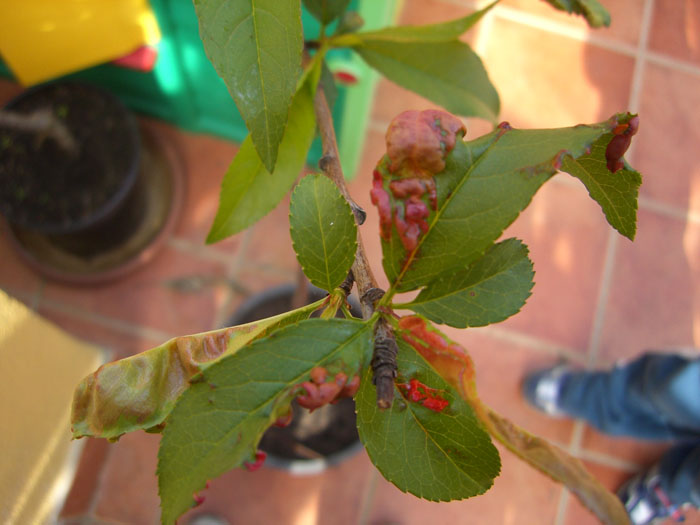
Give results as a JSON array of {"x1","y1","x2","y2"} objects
[
  {"x1": 313, "y1": 89, "x2": 376, "y2": 315},
  {"x1": 313, "y1": 87, "x2": 398, "y2": 408},
  {"x1": 0, "y1": 109, "x2": 78, "y2": 154}
]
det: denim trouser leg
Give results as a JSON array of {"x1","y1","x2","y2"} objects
[
  {"x1": 556, "y1": 352, "x2": 700, "y2": 506},
  {"x1": 658, "y1": 442, "x2": 700, "y2": 507},
  {"x1": 557, "y1": 352, "x2": 700, "y2": 440}
]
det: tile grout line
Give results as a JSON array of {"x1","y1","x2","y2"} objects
[
  {"x1": 356, "y1": 468, "x2": 380, "y2": 525},
  {"x1": 554, "y1": 488, "x2": 571, "y2": 525},
  {"x1": 38, "y1": 297, "x2": 176, "y2": 342},
  {"x1": 444, "y1": 0, "x2": 700, "y2": 80},
  {"x1": 557, "y1": 1, "x2": 655, "y2": 519}
]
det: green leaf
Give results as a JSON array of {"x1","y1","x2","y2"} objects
[
  {"x1": 206, "y1": 68, "x2": 317, "y2": 243},
  {"x1": 399, "y1": 238, "x2": 534, "y2": 328},
  {"x1": 290, "y1": 174, "x2": 358, "y2": 291},
  {"x1": 303, "y1": 0, "x2": 351, "y2": 25},
  {"x1": 560, "y1": 132, "x2": 641, "y2": 240},
  {"x1": 193, "y1": 0, "x2": 303, "y2": 171},
  {"x1": 541, "y1": 0, "x2": 610, "y2": 28},
  {"x1": 158, "y1": 318, "x2": 373, "y2": 524},
  {"x1": 375, "y1": 113, "x2": 640, "y2": 292},
  {"x1": 70, "y1": 299, "x2": 325, "y2": 440},
  {"x1": 331, "y1": 0, "x2": 498, "y2": 46},
  {"x1": 356, "y1": 336, "x2": 500, "y2": 501},
  {"x1": 353, "y1": 40, "x2": 499, "y2": 122},
  {"x1": 394, "y1": 314, "x2": 629, "y2": 524}
]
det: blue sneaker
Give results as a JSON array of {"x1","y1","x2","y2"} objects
[
  {"x1": 522, "y1": 364, "x2": 572, "y2": 417},
  {"x1": 618, "y1": 466, "x2": 687, "y2": 525}
]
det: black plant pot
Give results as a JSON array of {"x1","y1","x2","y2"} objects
[
  {"x1": 227, "y1": 283, "x2": 365, "y2": 475},
  {"x1": 0, "y1": 82, "x2": 184, "y2": 284}
]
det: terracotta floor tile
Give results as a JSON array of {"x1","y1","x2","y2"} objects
[
  {"x1": 180, "y1": 451, "x2": 375, "y2": 525},
  {"x1": 398, "y1": 0, "x2": 475, "y2": 26},
  {"x1": 597, "y1": 209, "x2": 699, "y2": 364},
  {"x1": 41, "y1": 246, "x2": 229, "y2": 337},
  {"x1": 634, "y1": 63, "x2": 700, "y2": 215},
  {"x1": 93, "y1": 432, "x2": 161, "y2": 525},
  {"x1": 443, "y1": 326, "x2": 577, "y2": 445},
  {"x1": 91, "y1": 430, "x2": 373, "y2": 525},
  {"x1": 172, "y1": 128, "x2": 243, "y2": 254},
  {"x1": 500, "y1": 0, "x2": 643, "y2": 46},
  {"x1": 581, "y1": 425, "x2": 673, "y2": 467},
  {"x1": 37, "y1": 304, "x2": 162, "y2": 360},
  {"x1": 244, "y1": 195, "x2": 300, "y2": 276},
  {"x1": 499, "y1": 179, "x2": 611, "y2": 352},
  {"x1": 60, "y1": 438, "x2": 112, "y2": 518},
  {"x1": 0, "y1": 219, "x2": 42, "y2": 297},
  {"x1": 649, "y1": 0, "x2": 700, "y2": 66},
  {"x1": 483, "y1": 18, "x2": 634, "y2": 128},
  {"x1": 366, "y1": 444, "x2": 562, "y2": 525}
]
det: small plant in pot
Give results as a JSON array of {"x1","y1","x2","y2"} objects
[
  {"x1": 0, "y1": 81, "x2": 183, "y2": 284},
  {"x1": 70, "y1": 1, "x2": 644, "y2": 524}
]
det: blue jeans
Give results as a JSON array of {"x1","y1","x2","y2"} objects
[{"x1": 558, "y1": 352, "x2": 700, "y2": 507}]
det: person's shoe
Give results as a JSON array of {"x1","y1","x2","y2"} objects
[
  {"x1": 618, "y1": 466, "x2": 687, "y2": 525},
  {"x1": 521, "y1": 364, "x2": 572, "y2": 417}
]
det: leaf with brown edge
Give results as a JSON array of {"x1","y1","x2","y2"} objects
[
  {"x1": 396, "y1": 314, "x2": 630, "y2": 525},
  {"x1": 478, "y1": 407, "x2": 630, "y2": 525},
  {"x1": 71, "y1": 299, "x2": 325, "y2": 441}
]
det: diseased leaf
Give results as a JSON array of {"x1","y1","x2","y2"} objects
[
  {"x1": 193, "y1": 0, "x2": 303, "y2": 171},
  {"x1": 399, "y1": 238, "x2": 534, "y2": 328},
  {"x1": 158, "y1": 319, "x2": 373, "y2": 524},
  {"x1": 479, "y1": 408, "x2": 631, "y2": 525},
  {"x1": 71, "y1": 300, "x2": 324, "y2": 440},
  {"x1": 396, "y1": 315, "x2": 630, "y2": 525},
  {"x1": 206, "y1": 67, "x2": 317, "y2": 243},
  {"x1": 332, "y1": 0, "x2": 498, "y2": 46},
  {"x1": 303, "y1": 0, "x2": 351, "y2": 25},
  {"x1": 353, "y1": 40, "x2": 499, "y2": 122},
  {"x1": 290, "y1": 174, "x2": 358, "y2": 291},
  {"x1": 356, "y1": 337, "x2": 500, "y2": 501},
  {"x1": 541, "y1": 0, "x2": 610, "y2": 28},
  {"x1": 560, "y1": 116, "x2": 641, "y2": 240},
  {"x1": 372, "y1": 110, "x2": 641, "y2": 292}
]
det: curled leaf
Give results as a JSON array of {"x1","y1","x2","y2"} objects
[
  {"x1": 373, "y1": 111, "x2": 642, "y2": 292},
  {"x1": 71, "y1": 299, "x2": 325, "y2": 440},
  {"x1": 158, "y1": 318, "x2": 373, "y2": 524}
]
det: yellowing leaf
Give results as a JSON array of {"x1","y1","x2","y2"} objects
[{"x1": 71, "y1": 300, "x2": 324, "y2": 440}]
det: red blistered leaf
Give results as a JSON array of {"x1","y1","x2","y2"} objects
[
  {"x1": 386, "y1": 110, "x2": 466, "y2": 179},
  {"x1": 398, "y1": 315, "x2": 478, "y2": 402},
  {"x1": 244, "y1": 451, "x2": 267, "y2": 472}
]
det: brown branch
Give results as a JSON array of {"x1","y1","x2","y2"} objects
[
  {"x1": 313, "y1": 87, "x2": 397, "y2": 409},
  {"x1": 313, "y1": 88, "x2": 377, "y2": 318},
  {"x1": 0, "y1": 109, "x2": 78, "y2": 154}
]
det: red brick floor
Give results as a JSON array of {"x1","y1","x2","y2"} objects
[{"x1": 2, "y1": 0, "x2": 699, "y2": 523}]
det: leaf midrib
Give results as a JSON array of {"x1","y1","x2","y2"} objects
[
  {"x1": 251, "y1": 0, "x2": 272, "y2": 158},
  {"x1": 399, "y1": 388, "x2": 490, "y2": 492},
  {"x1": 406, "y1": 249, "x2": 527, "y2": 306},
  {"x1": 176, "y1": 323, "x2": 371, "y2": 473},
  {"x1": 389, "y1": 133, "x2": 501, "y2": 294}
]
